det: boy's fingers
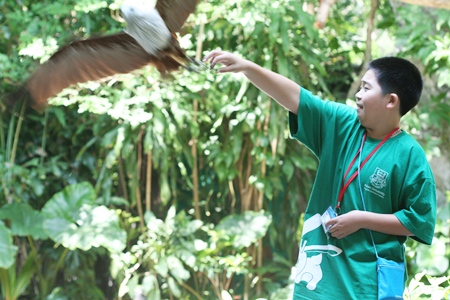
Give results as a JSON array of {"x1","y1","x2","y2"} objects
[
  {"x1": 202, "y1": 51, "x2": 236, "y2": 73},
  {"x1": 203, "y1": 50, "x2": 223, "y2": 62},
  {"x1": 209, "y1": 54, "x2": 227, "y2": 69}
]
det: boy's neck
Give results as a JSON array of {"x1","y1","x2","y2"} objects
[{"x1": 366, "y1": 125, "x2": 401, "y2": 140}]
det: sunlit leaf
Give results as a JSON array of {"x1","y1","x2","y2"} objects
[
  {"x1": 415, "y1": 237, "x2": 449, "y2": 276},
  {"x1": 215, "y1": 211, "x2": 272, "y2": 249},
  {"x1": 0, "y1": 221, "x2": 18, "y2": 269},
  {"x1": 41, "y1": 182, "x2": 126, "y2": 253},
  {"x1": 167, "y1": 277, "x2": 181, "y2": 298}
]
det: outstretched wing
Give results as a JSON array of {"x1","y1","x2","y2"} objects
[
  {"x1": 24, "y1": 33, "x2": 152, "y2": 110},
  {"x1": 155, "y1": 0, "x2": 199, "y2": 33}
]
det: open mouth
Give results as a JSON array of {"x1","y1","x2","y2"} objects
[{"x1": 356, "y1": 103, "x2": 363, "y2": 109}]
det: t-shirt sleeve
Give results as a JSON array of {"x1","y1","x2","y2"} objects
[
  {"x1": 394, "y1": 173, "x2": 437, "y2": 245},
  {"x1": 288, "y1": 88, "x2": 326, "y2": 157},
  {"x1": 288, "y1": 87, "x2": 359, "y2": 158}
]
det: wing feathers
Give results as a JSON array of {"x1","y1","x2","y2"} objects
[
  {"x1": 8, "y1": 1, "x2": 201, "y2": 112},
  {"x1": 25, "y1": 33, "x2": 152, "y2": 109},
  {"x1": 156, "y1": 0, "x2": 199, "y2": 33}
]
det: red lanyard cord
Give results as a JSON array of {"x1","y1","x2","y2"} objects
[{"x1": 335, "y1": 128, "x2": 400, "y2": 213}]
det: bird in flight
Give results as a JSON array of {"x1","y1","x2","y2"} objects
[{"x1": 5, "y1": 0, "x2": 200, "y2": 112}]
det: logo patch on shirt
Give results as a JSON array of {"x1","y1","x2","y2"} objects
[
  {"x1": 364, "y1": 167, "x2": 388, "y2": 198},
  {"x1": 370, "y1": 167, "x2": 388, "y2": 189}
]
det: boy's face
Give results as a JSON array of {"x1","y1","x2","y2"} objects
[{"x1": 355, "y1": 69, "x2": 392, "y2": 129}]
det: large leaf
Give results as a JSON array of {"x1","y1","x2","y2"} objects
[
  {"x1": 0, "y1": 221, "x2": 18, "y2": 269},
  {"x1": 415, "y1": 237, "x2": 449, "y2": 276},
  {"x1": 41, "y1": 182, "x2": 126, "y2": 253},
  {"x1": 0, "y1": 202, "x2": 48, "y2": 240},
  {"x1": 41, "y1": 182, "x2": 96, "y2": 222},
  {"x1": 215, "y1": 211, "x2": 272, "y2": 249}
]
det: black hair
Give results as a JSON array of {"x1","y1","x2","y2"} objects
[{"x1": 368, "y1": 57, "x2": 423, "y2": 116}]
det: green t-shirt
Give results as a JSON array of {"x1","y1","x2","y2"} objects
[{"x1": 288, "y1": 88, "x2": 436, "y2": 299}]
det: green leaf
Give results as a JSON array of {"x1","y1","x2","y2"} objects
[
  {"x1": 215, "y1": 211, "x2": 272, "y2": 249},
  {"x1": 0, "y1": 221, "x2": 18, "y2": 269},
  {"x1": 11, "y1": 254, "x2": 37, "y2": 299},
  {"x1": 415, "y1": 237, "x2": 449, "y2": 276},
  {"x1": 167, "y1": 277, "x2": 181, "y2": 298},
  {"x1": 277, "y1": 51, "x2": 289, "y2": 77},
  {"x1": 281, "y1": 160, "x2": 295, "y2": 180},
  {"x1": 0, "y1": 203, "x2": 48, "y2": 240},
  {"x1": 42, "y1": 182, "x2": 126, "y2": 253},
  {"x1": 269, "y1": 12, "x2": 280, "y2": 45},
  {"x1": 154, "y1": 257, "x2": 169, "y2": 277},
  {"x1": 141, "y1": 274, "x2": 160, "y2": 299},
  {"x1": 41, "y1": 181, "x2": 96, "y2": 223},
  {"x1": 280, "y1": 19, "x2": 290, "y2": 53},
  {"x1": 167, "y1": 255, "x2": 190, "y2": 282},
  {"x1": 43, "y1": 205, "x2": 126, "y2": 253},
  {"x1": 51, "y1": 107, "x2": 67, "y2": 128}
]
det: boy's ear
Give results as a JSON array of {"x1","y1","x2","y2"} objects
[{"x1": 386, "y1": 93, "x2": 400, "y2": 110}]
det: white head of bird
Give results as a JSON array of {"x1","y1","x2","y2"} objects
[{"x1": 120, "y1": 0, "x2": 171, "y2": 55}]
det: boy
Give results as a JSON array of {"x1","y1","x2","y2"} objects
[{"x1": 203, "y1": 50, "x2": 436, "y2": 299}]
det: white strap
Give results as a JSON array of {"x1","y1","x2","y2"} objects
[{"x1": 357, "y1": 134, "x2": 379, "y2": 258}]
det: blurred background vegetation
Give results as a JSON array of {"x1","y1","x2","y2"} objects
[{"x1": 0, "y1": 0, "x2": 449, "y2": 299}]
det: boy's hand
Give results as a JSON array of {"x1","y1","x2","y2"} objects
[
  {"x1": 203, "y1": 50, "x2": 249, "y2": 73},
  {"x1": 203, "y1": 49, "x2": 301, "y2": 114},
  {"x1": 326, "y1": 210, "x2": 364, "y2": 239}
]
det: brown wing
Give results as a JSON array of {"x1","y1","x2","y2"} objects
[
  {"x1": 155, "y1": 0, "x2": 199, "y2": 33},
  {"x1": 25, "y1": 33, "x2": 152, "y2": 110}
]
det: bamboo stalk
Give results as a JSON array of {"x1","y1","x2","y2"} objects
[
  {"x1": 228, "y1": 180, "x2": 237, "y2": 212},
  {"x1": 0, "y1": 109, "x2": 5, "y2": 150},
  {"x1": 191, "y1": 102, "x2": 200, "y2": 220},
  {"x1": 136, "y1": 128, "x2": 145, "y2": 230},
  {"x1": 314, "y1": 0, "x2": 337, "y2": 29},
  {"x1": 241, "y1": 149, "x2": 253, "y2": 212},
  {"x1": 118, "y1": 154, "x2": 129, "y2": 203},
  {"x1": 191, "y1": 21, "x2": 205, "y2": 220},
  {"x1": 145, "y1": 149, "x2": 152, "y2": 212},
  {"x1": 244, "y1": 274, "x2": 249, "y2": 300},
  {"x1": 40, "y1": 109, "x2": 48, "y2": 166},
  {"x1": 204, "y1": 274, "x2": 222, "y2": 300},
  {"x1": 181, "y1": 282, "x2": 203, "y2": 300},
  {"x1": 256, "y1": 99, "x2": 272, "y2": 295},
  {"x1": 10, "y1": 99, "x2": 26, "y2": 164}
]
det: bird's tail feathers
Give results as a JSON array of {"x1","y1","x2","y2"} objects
[{"x1": 184, "y1": 56, "x2": 208, "y2": 73}]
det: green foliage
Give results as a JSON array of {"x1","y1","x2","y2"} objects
[
  {"x1": 404, "y1": 193, "x2": 450, "y2": 298},
  {"x1": 0, "y1": 202, "x2": 48, "y2": 239},
  {"x1": 112, "y1": 207, "x2": 271, "y2": 299},
  {"x1": 0, "y1": 221, "x2": 18, "y2": 269},
  {"x1": 0, "y1": 182, "x2": 125, "y2": 299},
  {"x1": 41, "y1": 182, "x2": 126, "y2": 253},
  {"x1": 215, "y1": 210, "x2": 272, "y2": 249},
  {"x1": 404, "y1": 271, "x2": 450, "y2": 300},
  {"x1": 0, "y1": 255, "x2": 37, "y2": 300}
]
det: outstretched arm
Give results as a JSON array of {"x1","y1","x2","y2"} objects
[{"x1": 203, "y1": 50, "x2": 300, "y2": 114}]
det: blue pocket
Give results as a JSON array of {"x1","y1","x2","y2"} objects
[{"x1": 377, "y1": 257, "x2": 405, "y2": 300}]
